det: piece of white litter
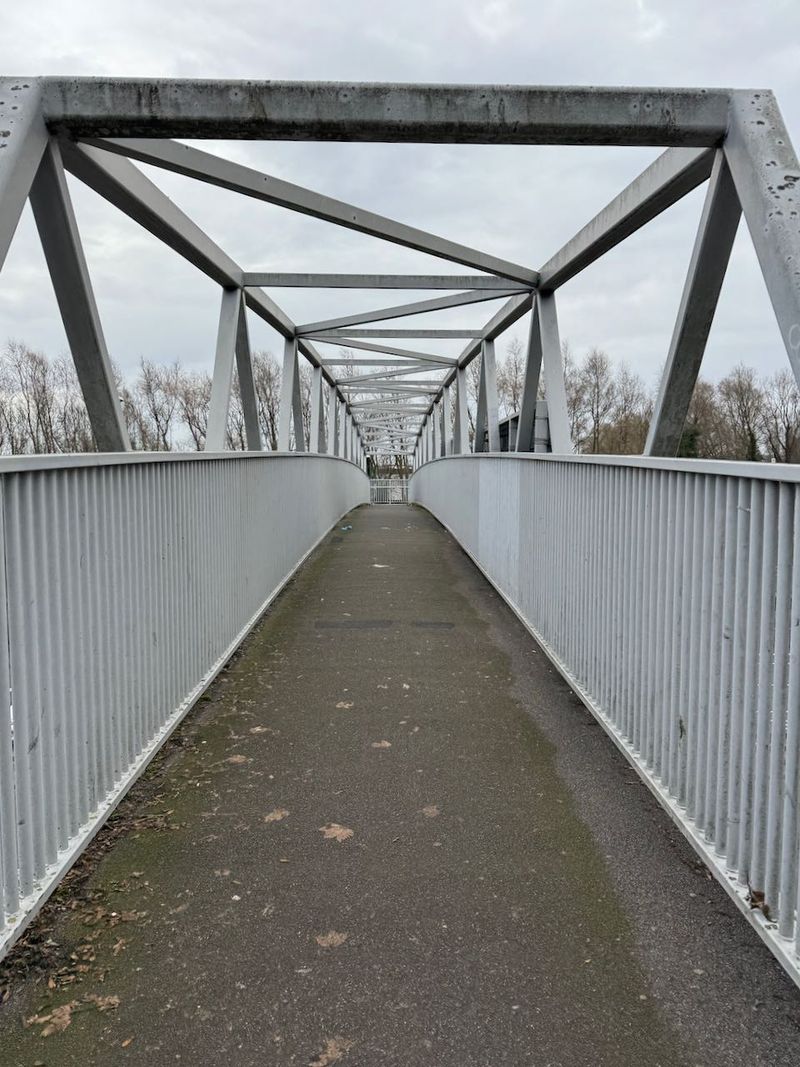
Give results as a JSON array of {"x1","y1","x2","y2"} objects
[{"x1": 372, "y1": 564, "x2": 390, "y2": 569}]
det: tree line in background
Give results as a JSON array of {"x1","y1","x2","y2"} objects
[{"x1": 1, "y1": 337, "x2": 798, "y2": 463}]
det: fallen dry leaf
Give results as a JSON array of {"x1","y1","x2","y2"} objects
[
  {"x1": 26, "y1": 1001, "x2": 77, "y2": 1036},
  {"x1": 25, "y1": 992, "x2": 120, "y2": 1038},
  {"x1": 264, "y1": 809, "x2": 289, "y2": 823},
  {"x1": 310, "y1": 1036, "x2": 354, "y2": 1066},
  {"x1": 225, "y1": 754, "x2": 249, "y2": 765},
  {"x1": 122, "y1": 1036, "x2": 134, "y2": 1048},
  {"x1": 319, "y1": 823, "x2": 354, "y2": 843},
  {"x1": 315, "y1": 930, "x2": 348, "y2": 948},
  {"x1": 85, "y1": 993, "x2": 120, "y2": 1012},
  {"x1": 371, "y1": 740, "x2": 391, "y2": 749},
  {"x1": 335, "y1": 701, "x2": 354, "y2": 710},
  {"x1": 112, "y1": 937, "x2": 127, "y2": 957},
  {"x1": 420, "y1": 805, "x2": 440, "y2": 818}
]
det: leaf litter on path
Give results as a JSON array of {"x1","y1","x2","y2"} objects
[
  {"x1": 315, "y1": 931, "x2": 348, "y2": 948},
  {"x1": 264, "y1": 809, "x2": 289, "y2": 823},
  {"x1": 26, "y1": 993, "x2": 120, "y2": 1037},
  {"x1": 310, "y1": 1036, "x2": 354, "y2": 1065},
  {"x1": 319, "y1": 824, "x2": 354, "y2": 842}
]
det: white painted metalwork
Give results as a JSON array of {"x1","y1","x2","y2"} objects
[
  {"x1": 370, "y1": 478, "x2": 409, "y2": 504},
  {"x1": 0, "y1": 452, "x2": 368, "y2": 960},
  {"x1": 411, "y1": 454, "x2": 800, "y2": 988}
]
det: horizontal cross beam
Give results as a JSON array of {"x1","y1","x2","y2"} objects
[
  {"x1": 296, "y1": 288, "x2": 518, "y2": 334},
  {"x1": 242, "y1": 272, "x2": 527, "y2": 290},
  {"x1": 311, "y1": 329, "x2": 483, "y2": 339},
  {"x1": 309, "y1": 337, "x2": 457, "y2": 364},
  {"x1": 41, "y1": 79, "x2": 731, "y2": 146}
]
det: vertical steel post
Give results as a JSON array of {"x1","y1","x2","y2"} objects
[
  {"x1": 328, "y1": 388, "x2": 339, "y2": 456},
  {"x1": 442, "y1": 385, "x2": 451, "y2": 456},
  {"x1": 278, "y1": 338, "x2": 298, "y2": 451},
  {"x1": 309, "y1": 365, "x2": 324, "y2": 452},
  {"x1": 235, "y1": 295, "x2": 262, "y2": 451},
  {"x1": 516, "y1": 296, "x2": 541, "y2": 453},
  {"x1": 453, "y1": 366, "x2": 469, "y2": 454},
  {"x1": 206, "y1": 287, "x2": 241, "y2": 451},
  {"x1": 537, "y1": 291, "x2": 572, "y2": 453}
]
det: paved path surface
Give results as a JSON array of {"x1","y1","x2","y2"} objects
[{"x1": 1, "y1": 504, "x2": 799, "y2": 1066}]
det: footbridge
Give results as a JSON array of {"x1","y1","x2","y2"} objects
[{"x1": 0, "y1": 79, "x2": 800, "y2": 1064}]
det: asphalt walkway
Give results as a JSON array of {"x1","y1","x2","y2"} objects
[{"x1": 1, "y1": 504, "x2": 799, "y2": 1066}]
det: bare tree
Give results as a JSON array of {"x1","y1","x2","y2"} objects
[
  {"x1": 175, "y1": 369, "x2": 211, "y2": 450},
  {"x1": 761, "y1": 368, "x2": 800, "y2": 463},
  {"x1": 561, "y1": 341, "x2": 586, "y2": 447},
  {"x1": 575, "y1": 347, "x2": 616, "y2": 453},
  {"x1": 717, "y1": 363, "x2": 764, "y2": 461},
  {"x1": 252, "y1": 350, "x2": 281, "y2": 450},
  {"x1": 496, "y1": 335, "x2": 525, "y2": 418}
]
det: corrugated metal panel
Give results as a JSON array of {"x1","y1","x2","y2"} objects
[
  {"x1": 0, "y1": 452, "x2": 368, "y2": 957},
  {"x1": 411, "y1": 453, "x2": 800, "y2": 988}
]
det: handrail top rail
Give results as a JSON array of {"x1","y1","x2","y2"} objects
[
  {"x1": 413, "y1": 451, "x2": 800, "y2": 485},
  {"x1": 0, "y1": 450, "x2": 366, "y2": 477}
]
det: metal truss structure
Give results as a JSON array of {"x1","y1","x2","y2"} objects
[{"x1": 1, "y1": 79, "x2": 799, "y2": 467}]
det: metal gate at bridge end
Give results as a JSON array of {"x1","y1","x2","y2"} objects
[{"x1": 370, "y1": 479, "x2": 409, "y2": 504}]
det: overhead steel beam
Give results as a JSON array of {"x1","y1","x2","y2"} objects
[
  {"x1": 312, "y1": 329, "x2": 483, "y2": 339},
  {"x1": 43, "y1": 80, "x2": 729, "y2": 146},
  {"x1": 296, "y1": 288, "x2": 518, "y2": 334},
  {"x1": 538, "y1": 147, "x2": 716, "y2": 290},
  {"x1": 310, "y1": 337, "x2": 457, "y2": 364},
  {"x1": 242, "y1": 272, "x2": 527, "y2": 290},
  {"x1": 338, "y1": 363, "x2": 441, "y2": 384},
  {"x1": 359, "y1": 420, "x2": 422, "y2": 428},
  {"x1": 646, "y1": 152, "x2": 742, "y2": 456},
  {"x1": 86, "y1": 137, "x2": 539, "y2": 284},
  {"x1": 322, "y1": 358, "x2": 429, "y2": 368},
  {"x1": 349, "y1": 402, "x2": 430, "y2": 412},
  {"x1": 340, "y1": 381, "x2": 440, "y2": 391},
  {"x1": 724, "y1": 90, "x2": 800, "y2": 386},
  {"x1": 29, "y1": 139, "x2": 130, "y2": 452},
  {"x1": 0, "y1": 80, "x2": 48, "y2": 273}
]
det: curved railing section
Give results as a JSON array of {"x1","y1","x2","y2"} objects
[
  {"x1": 0, "y1": 452, "x2": 368, "y2": 957},
  {"x1": 411, "y1": 453, "x2": 800, "y2": 987}
]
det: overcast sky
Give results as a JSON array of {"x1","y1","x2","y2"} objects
[{"x1": 2, "y1": 0, "x2": 800, "y2": 391}]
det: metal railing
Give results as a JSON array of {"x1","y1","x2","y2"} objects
[
  {"x1": 370, "y1": 479, "x2": 409, "y2": 504},
  {"x1": 0, "y1": 452, "x2": 368, "y2": 958},
  {"x1": 411, "y1": 453, "x2": 800, "y2": 988}
]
